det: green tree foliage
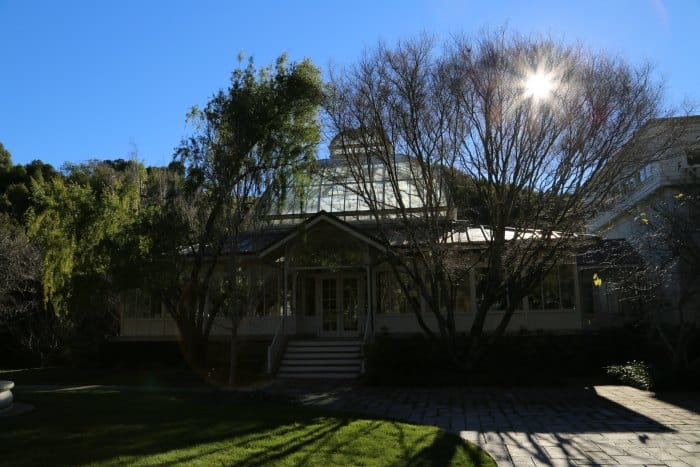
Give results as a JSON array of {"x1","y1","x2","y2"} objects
[
  {"x1": 126, "y1": 55, "x2": 323, "y2": 374},
  {"x1": 0, "y1": 143, "x2": 11, "y2": 172},
  {"x1": 0, "y1": 142, "x2": 59, "y2": 220},
  {"x1": 27, "y1": 160, "x2": 142, "y2": 321}
]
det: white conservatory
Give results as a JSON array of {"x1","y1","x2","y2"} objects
[{"x1": 118, "y1": 135, "x2": 595, "y2": 377}]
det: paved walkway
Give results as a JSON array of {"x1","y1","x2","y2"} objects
[{"x1": 263, "y1": 381, "x2": 700, "y2": 466}]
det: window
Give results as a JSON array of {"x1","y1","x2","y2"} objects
[
  {"x1": 639, "y1": 164, "x2": 653, "y2": 182},
  {"x1": 560, "y1": 266, "x2": 576, "y2": 309},
  {"x1": 527, "y1": 265, "x2": 576, "y2": 311},
  {"x1": 542, "y1": 270, "x2": 560, "y2": 309},
  {"x1": 397, "y1": 179, "x2": 411, "y2": 208},
  {"x1": 687, "y1": 147, "x2": 700, "y2": 166},
  {"x1": 331, "y1": 185, "x2": 345, "y2": 212},
  {"x1": 254, "y1": 268, "x2": 281, "y2": 317},
  {"x1": 124, "y1": 289, "x2": 161, "y2": 318},
  {"x1": 594, "y1": 280, "x2": 620, "y2": 314},
  {"x1": 475, "y1": 268, "x2": 509, "y2": 311},
  {"x1": 318, "y1": 183, "x2": 334, "y2": 211},
  {"x1": 378, "y1": 271, "x2": 408, "y2": 314},
  {"x1": 344, "y1": 188, "x2": 359, "y2": 212},
  {"x1": 622, "y1": 175, "x2": 637, "y2": 192}
]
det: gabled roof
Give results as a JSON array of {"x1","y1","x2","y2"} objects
[
  {"x1": 443, "y1": 225, "x2": 587, "y2": 244},
  {"x1": 257, "y1": 210, "x2": 387, "y2": 258}
]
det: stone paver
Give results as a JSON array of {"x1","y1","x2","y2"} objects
[{"x1": 264, "y1": 381, "x2": 700, "y2": 466}]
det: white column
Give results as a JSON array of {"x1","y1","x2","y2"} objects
[{"x1": 366, "y1": 265, "x2": 372, "y2": 340}]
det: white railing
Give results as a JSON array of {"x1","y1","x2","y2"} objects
[
  {"x1": 360, "y1": 311, "x2": 373, "y2": 374},
  {"x1": 266, "y1": 315, "x2": 286, "y2": 375}
]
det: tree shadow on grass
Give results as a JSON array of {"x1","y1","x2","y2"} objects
[
  {"x1": 401, "y1": 430, "x2": 495, "y2": 467},
  {"x1": 234, "y1": 418, "x2": 349, "y2": 466},
  {"x1": 2, "y1": 389, "x2": 484, "y2": 466},
  {"x1": 0, "y1": 390, "x2": 321, "y2": 466}
]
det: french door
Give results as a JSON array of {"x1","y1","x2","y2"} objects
[{"x1": 320, "y1": 275, "x2": 363, "y2": 337}]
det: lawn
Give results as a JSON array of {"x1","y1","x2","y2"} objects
[{"x1": 0, "y1": 388, "x2": 495, "y2": 466}]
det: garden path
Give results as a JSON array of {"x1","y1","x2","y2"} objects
[{"x1": 264, "y1": 381, "x2": 700, "y2": 466}]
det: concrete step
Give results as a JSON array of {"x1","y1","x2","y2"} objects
[
  {"x1": 287, "y1": 339, "x2": 362, "y2": 347},
  {"x1": 277, "y1": 338, "x2": 363, "y2": 380},
  {"x1": 287, "y1": 342, "x2": 361, "y2": 348},
  {"x1": 287, "y1": 343, "x2": 361, "y2": 349},
  {"x1": 279, "y1": 365, "x2": 361, "y2": 373},
  {"x1": 286, "y1": 347, "x2": 362, "y2": 358},
  {"x1": 285, "y1": 348, "x2": 361, "y2": 356},
  {"x1": 277, "y1": 372, "x2": 359, "y2": 379},
  {"x1": 281, "y1": 358, "x2": 361, "y2": 365}
]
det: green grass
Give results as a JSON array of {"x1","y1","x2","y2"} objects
[{"x1": 0, "y1": 389, "x2": 495, "y2": 466}]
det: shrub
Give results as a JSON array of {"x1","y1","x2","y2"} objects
[
  {"x1": 604, "y1": 360, "x2": 654, "y2": 390},
  {"x1": 363, "y1": 333, "x2": 458, "y2": 385}
]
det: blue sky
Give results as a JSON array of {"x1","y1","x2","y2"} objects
[{"x1": 1, "y1": 0, "x2": 698, "y2": 168}]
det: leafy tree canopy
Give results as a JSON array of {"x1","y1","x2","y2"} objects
[{"x1": 27, "y1": 160, "x2": 142, "y2": 316}]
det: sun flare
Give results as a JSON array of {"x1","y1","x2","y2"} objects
[{"x1": 524, "y1": 70, "x2": 554, "y2": 100}]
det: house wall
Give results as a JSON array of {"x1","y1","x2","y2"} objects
[
  {"x1": 586, "y1": 119, "x2": 700, "y2": 327},
  {"x1": 373, "y1": 263, "x2": 584, "y2": 335},
  {"x1": 105, "y1": 276, "x2": 673, "y2": 341},
  {"x1": 121, "y1": 262, "x2": 585, "y2": 338},
  {"x1": 120, "y1": 315, "x2": 291, "y2": 339},
  {"x1": 375, "y1": 309, "x2": 582, "y2": 335}
]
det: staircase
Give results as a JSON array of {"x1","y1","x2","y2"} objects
[{"x1": 276, "y1": 338, "x2": 363, "y2": 379}]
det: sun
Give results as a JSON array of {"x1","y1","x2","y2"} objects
[{"x1": 524, "y1": 70, "x2": 554, "y2": 100}]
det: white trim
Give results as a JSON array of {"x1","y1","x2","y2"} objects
[{"x1": 258, "y1": 212, "x2": 386, "y2": 258}]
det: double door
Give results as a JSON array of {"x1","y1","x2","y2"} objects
[{"x1": 319, "y1": 275, "x2": 363, "y2": 337}]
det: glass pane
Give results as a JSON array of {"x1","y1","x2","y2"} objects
[
  {"x1": 378, "y1": 272, "x2": 406, "y2": 314},
  {"x1": 322, "y1": 278, "x2": 337, "y2": 331},
  {"x1": 527, "y1": 278, "x2": 543, "y2": 311},
  {"x1": 255, "y1": 269, "x2": 279, "y2": 317},
  {"x1": 319, "y1": 184, "x2": 333, "y2": 211},
  {"x1": 150, "y1": 296, "x2": 162, "y2": 318},
  {"x1": 331, "y1": 185, "x2": 344, "y2": 212},
  {"x1": 345, "y1": 189, "x2": 358, "y2": 212},
  {"x1": 560, "y1": 265, "x2": 575, "y2": 309},
  {"x1": 476, "y1": 268, "x2": 507, "y2": 311},
  {"x1": 343, "y1": 278, "x2": 359, "y2": 331},
  {"x1": 542, "y1": 270, "x2": 560, "y2": 309},
  {"x1": 398, "y1": 180, "x2": 410, "y2": 208},
  {"x1": 125, "y1": 289, "x2": 159, "y2": 318}
]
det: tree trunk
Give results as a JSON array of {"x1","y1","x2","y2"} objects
[
  {"x1": 228, "y1": 329, "x2": 238, "y2": 386},
  {"x1": 179, "y1": 325, "x2": 208, "y2": 372}
]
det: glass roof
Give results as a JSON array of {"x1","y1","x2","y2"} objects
[{"x1": 269, "y1": 157, "x2": 445, "y2": 224}]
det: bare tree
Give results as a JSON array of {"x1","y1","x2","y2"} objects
[
  {"x1": 0, "y1": 215, "x2": 40, "y2": 319},
  {"x1": 327, "y1": 36, "x2": 470, "y2": 361},
  {"x1": 624, "y1": 183, "x2": 700, "y2": 372},
  {"x1": 326, "y1": 31, "x2": 673, "y2": 365},
  {"x1": 0, "y1": 214, "x2": 68, "y2": 366}
]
